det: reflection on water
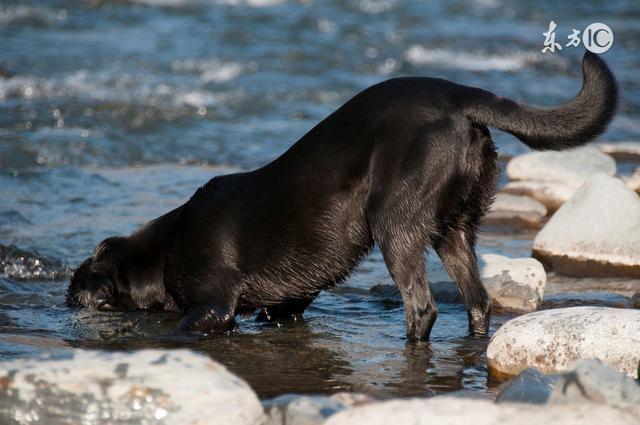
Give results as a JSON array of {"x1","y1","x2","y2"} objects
[{"x1": 0, "y1": 275, "x2": 510, "y2": 399}]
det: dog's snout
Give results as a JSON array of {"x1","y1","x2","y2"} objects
[{"x1": 95, "y1": 299, "x2": 116, "y2": 311}]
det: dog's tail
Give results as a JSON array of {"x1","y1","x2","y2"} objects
[{"x1": 464, "y1": 51, "x2": 617, "y2": 150}]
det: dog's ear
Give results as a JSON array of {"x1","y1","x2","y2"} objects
[
  {"x1": 66, "y1": 258, "x2": 93, "y2": 305},
  {"x1": 125, "y1": 258, "x2": 167, "y2": 310},
  {"x1": 90, "y1": 236, "x2": 127, "y2": 276}
]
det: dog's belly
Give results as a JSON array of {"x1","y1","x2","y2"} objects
[{"x1": 236, "y1": 202, "x2": 373, "y2": 308}]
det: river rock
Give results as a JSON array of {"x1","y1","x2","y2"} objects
[
  {"x1": 323, "y1": 396, "x2": 637, "y2": 425},
  {"x1": 328, "y1": 392, "x2": 376, "y2": 407},
  {"x1": 263, "y1": 393, "x2": 374, "y2": 425},
  {"x1": 0, "y1": 349, "x2": 264, "y2": 425},
  {"x1": 532, "y1": 174, "x2": 640, "y2": 277},
  {"x1": 626, "y1": 168, "x2": 640, "y2": 193},
  {"x1": 479, "y1": 254, "x2": 546, "y2": 313},
  {"x1": 549, "y1": 359, "x2": 640, "y2": 418},
  {"x1": 501, "y1": 180, "x2": 575, "y2": 211},
  {"x1": 485, "y1": 193, "x2": 547, "y2": 227},
  {"x1": 487, "y1": 306, "x2": 640, "y2": 380},
  {"x1": 494, "y1": 359, "x2": 640, "y2": 416},
  {"x1": 494, "y1": 368, "x2": 559, "y2": 404},
  {"x1": 370, "y1": 254, "x2": 546, "y2": 313},
  {"x1": 506, "y1": 145, "x2": 616, "y2": 187},
  {"x1": 599, "y1": 142, "x2": 640, "y2": 162}
]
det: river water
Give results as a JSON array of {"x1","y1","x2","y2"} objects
[{"x1": 1, "y1": 0, "x2": 639, "y2": 399}]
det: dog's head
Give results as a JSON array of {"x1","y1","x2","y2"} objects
[
  {"x1": 67, "y1": 234, "x2": 170, "y2": 311},
  {"x1": 66, "y1": 236, "x2": 127, "y2": 311}
]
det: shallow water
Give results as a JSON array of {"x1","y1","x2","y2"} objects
[{"x1": 1, "y1": 0, "x2": 639, "y2": 400}]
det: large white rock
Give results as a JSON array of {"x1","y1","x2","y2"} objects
[
  {"x1": 599, "y1": 142, "x2": 640, "y2": 162},
  {"x1": 0, "y1": 349, "x2": 264, "y2": 425},
  {"x1": 506, "y1": 145, "x2": 616, "y2": 188},
  {"x1": 487, "y1": 307, "x2": 640, "y2": 380},
  {"x1": 323, "y1": 396, "x2": 636, "y2": 425},
  {"x1": 501, "y1": 180, "x2": 575, "y2": 212},
  {"x1": 479, "y1": 254, "x2": 546, "y2": 313},
  {"x1": 532, "y1": 174, "x2": 640, "y2": 277},
  {"x1": 485, "y1": 193, "x2": 547, "y2": 227}
]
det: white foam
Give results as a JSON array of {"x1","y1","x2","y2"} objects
[
  {"x1": 0, "y1": 5, "x2": 60, "y2": 25},
  {"x1": 405, "y1": 46, "x2": 541, "y2": 72},
  {"x1": 0, "y1": 65, "x2": 245, "y2": 116},
  {"x1": 356, "y1": 0, "x2": 399, "y2": 14},
  {"x1": 172, "y1": 59, "x2": 243, "y2": 83},
  {"x1": 125, "y1": 0, "x2": 191, "y2": 7},
  {"x1": 214, "y1": 0, "x2": 285, "y2": 7},
  {"x1": 0, "y1": 76, "x2": 52, "y2": 100}
]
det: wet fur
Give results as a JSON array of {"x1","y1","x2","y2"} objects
[{"x1": 67, "y1": 52, "x2": 617, "y2": 340}]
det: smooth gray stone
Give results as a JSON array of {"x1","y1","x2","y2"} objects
[{"x1": 495, "y1": 368, "x2": 560, "y2": 404}]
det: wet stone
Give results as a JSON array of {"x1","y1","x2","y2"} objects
[
  {"x1": 501, "y1": 180, "x2": 575, "y2": 212},
  {"x1": 549, "y1": 359, "x2": 640, "y2": 419},
  {"x1": 323, "y1": 396, "x2": 637, "y2": 425},
  {"x1": 487, "y1": 306, "x2": 640, "y2": 380},
  {"x1": 0, "y1": 349, "x2": 264, "y2": 425},
  {"x1": 506, "y1": 145, "x2": 616, "y2": 188},
  {"x1": 599, "y1": 142, "x2": 640, "y2": 162},
  {"x1": 494, "y1": 368, "x2": 560, "y2": 404},
  {"x1": 532, "y1": 174, "x2": 640, "y2": 277},
  {"x1": 485, "y1": 193, "x2": 547, "y2": 228},
  {"x1": 626, "y1": 168, "x2": 640, "y2": 193},
  {"x1": 262, "y1": 393, "x2": 375, "y2": 425},
  {"x1": 479, "y1": 254, "x2": 546, "y2": 313}
]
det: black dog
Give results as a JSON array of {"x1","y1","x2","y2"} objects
[{"x1": 67, "y1": 52, "x2": 616, "y2": 340}]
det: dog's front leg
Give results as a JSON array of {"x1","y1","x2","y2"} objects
[{"x1": 174, "y1": 303, "x2": 236, "y2": 335}]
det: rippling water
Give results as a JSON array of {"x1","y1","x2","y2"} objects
[{"x1": 1, "y1": 0, "x2": 639, "y2": 399}]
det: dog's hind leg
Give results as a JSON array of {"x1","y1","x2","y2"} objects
[
  {"x1": 434, "y1": 124, "x2": 498, "y2": 335},
  {"x1": 435, "y1": 222, "x2": 490, "y2": 336},
  {"x1": 375, "y1": 234, "x2": 438, "y2": 341}
]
